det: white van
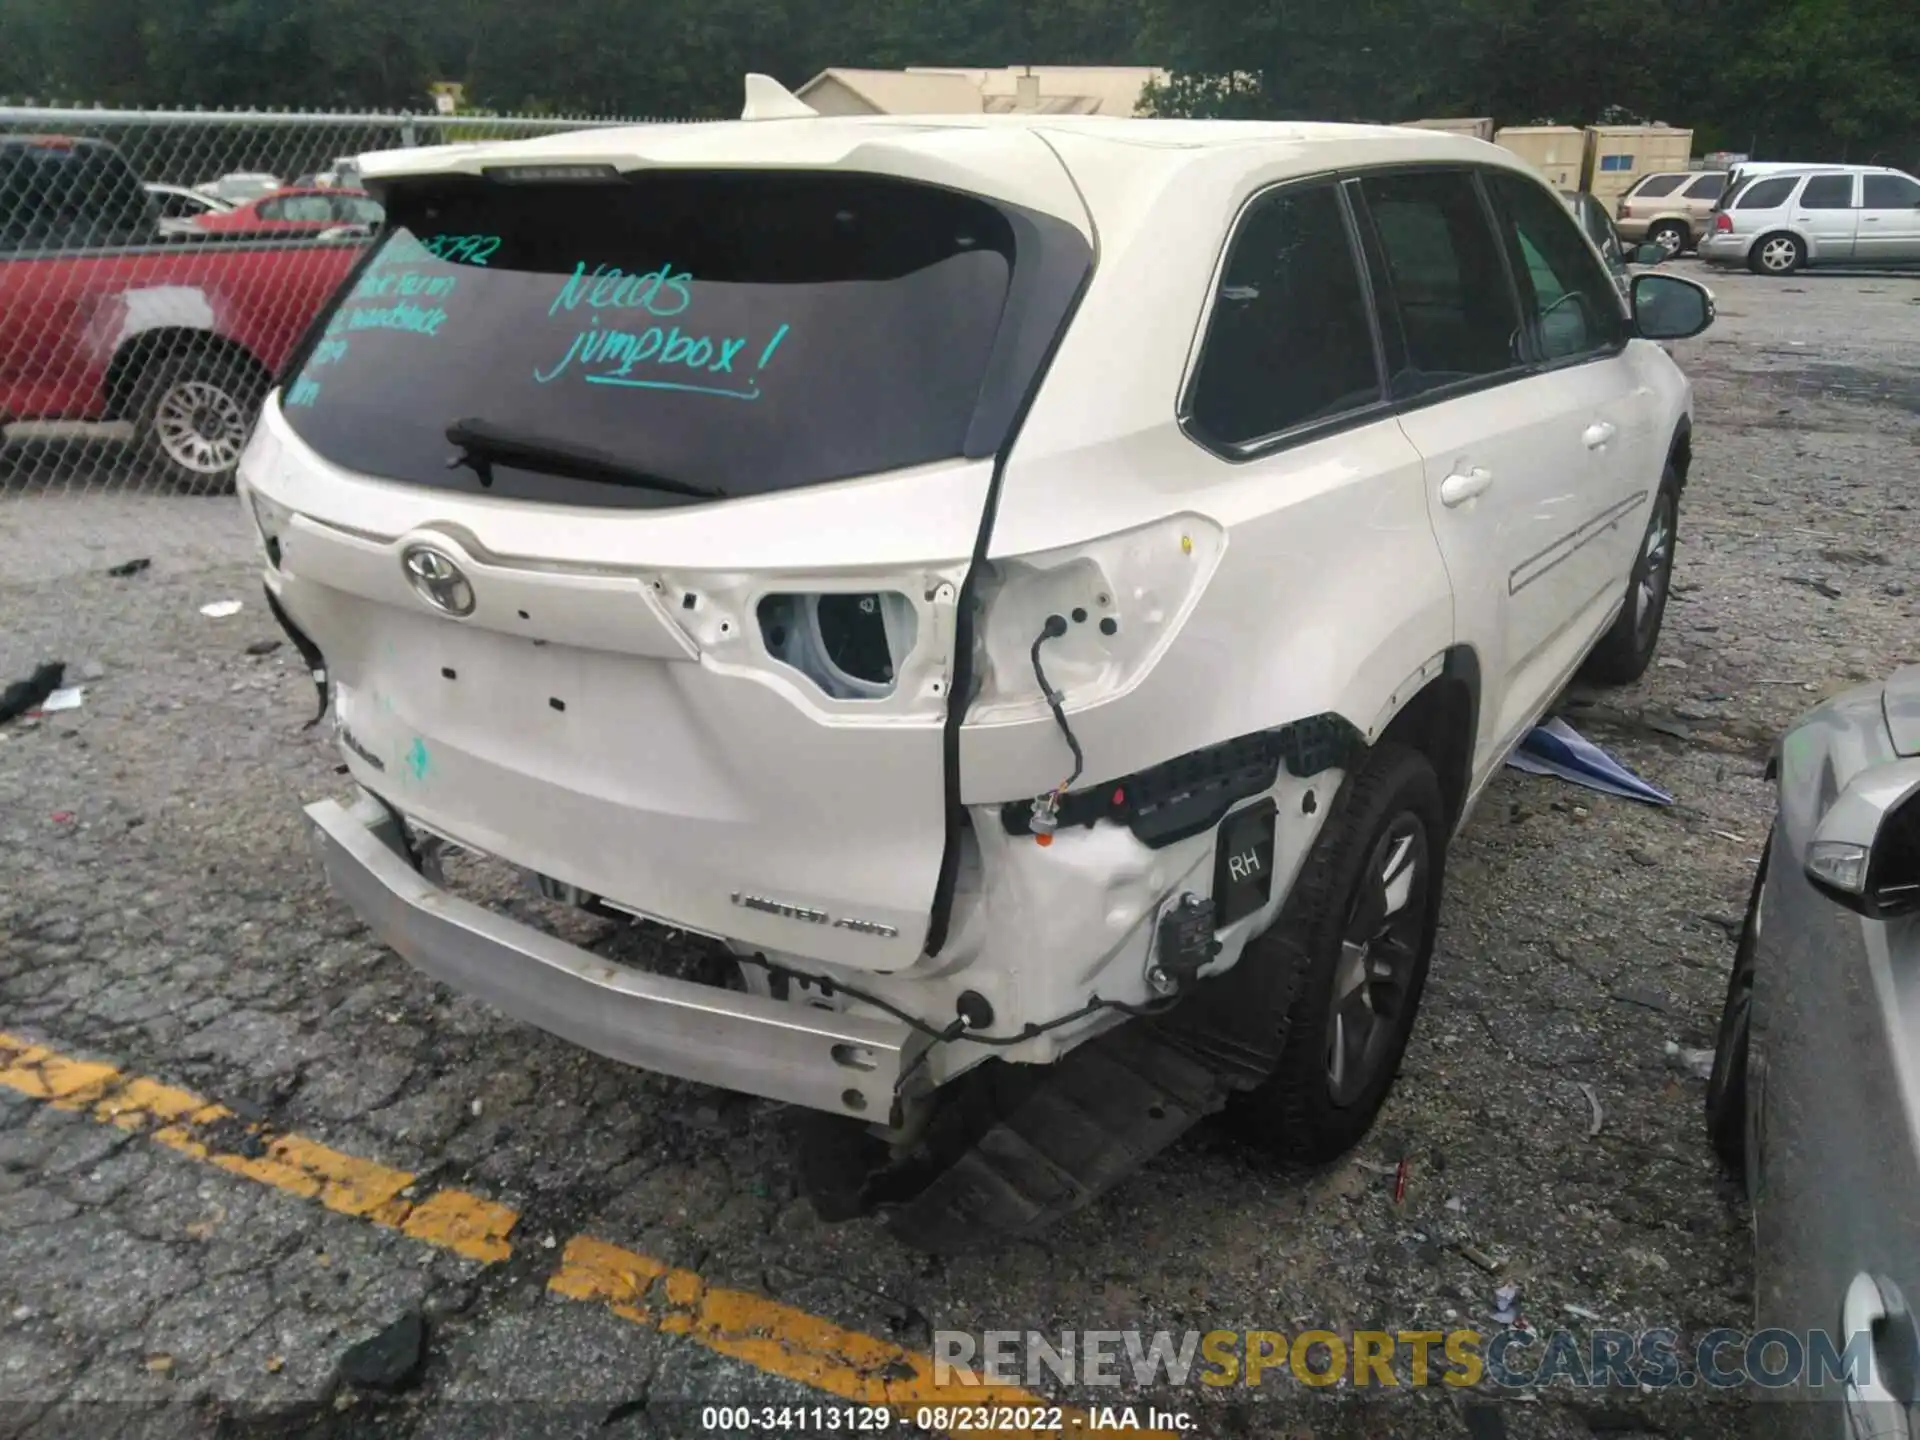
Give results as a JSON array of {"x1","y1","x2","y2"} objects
[{"x1": 1699, "y1": 164, "x2": 1920, "y2": 273}]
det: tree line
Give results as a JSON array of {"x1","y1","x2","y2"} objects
[{"x1": 2, "y1": 0, "x2": 1913, "y2": 166}]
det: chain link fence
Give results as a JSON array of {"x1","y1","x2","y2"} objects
[
  {"x1": 1, "y1": 105, "x2": 677, "y2": 495},
  {"x1": 0, "y1": 104, "x2": 683, "y2": 682}
]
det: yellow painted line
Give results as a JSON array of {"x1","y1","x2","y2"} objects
[
  {"x1": 0, "y1": 1033, "x2": 511, "y2": 1262},
  {"x1": 0, "y1": 1033, "x2": 1176, "y2": 1437}
]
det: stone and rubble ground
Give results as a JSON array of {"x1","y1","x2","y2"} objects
[{"x1": 2, "y1": 260, "x2": 1918, "y2": 1438}]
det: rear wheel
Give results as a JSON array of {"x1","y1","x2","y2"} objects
[
  {"x1": 132, "y1": 351, "x2": 266, "y2": 494},
  {"x1": 1749, "y1": 231, "x2": 1804, "y2": 276},
  {"x1": 1581, "y1": 468, "x2": 1679, "y2": 686},
  {"x1": 1707, "y1": 832, "x2": 1770, "y2": 1169},
  {"x1": 1227, "y1": 743, "x2": 1446, "y2": 1163},
  {"x1": 1648, "y1": 219, "x2": 1690, "y2": 256}
]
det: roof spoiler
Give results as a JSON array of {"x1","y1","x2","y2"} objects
[{"x1": 742, "y1": 73, "x2": 817, "y2": 121}]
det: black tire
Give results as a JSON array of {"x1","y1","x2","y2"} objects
[
  {"x1": 1227, "y1": 743, "x2": 1447, "y2": 1165},
  {"x1": 1707, "y1": 832, "x2": 1770, "y2": 1170},
  {"x1": 130, "y1": 350, "x2": 266, "y2": 494},
  {"x1": 1580, "y1": 468, "x2": 1679, "y2": 686},
  {"x1": 1648, "y1": 219, "x2": 1690, "y2": 256},
  {"x1": 1748, "y1": 231, "x2": 1805, "y2": 276}
]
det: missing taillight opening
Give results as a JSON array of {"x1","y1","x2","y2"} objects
[{"x1": 758, "y1": 592, "x2": 918, "y2": 699}]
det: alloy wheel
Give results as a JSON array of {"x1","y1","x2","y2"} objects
[
  {"x1": 1759, "y1": 237, "x2": 1798, "y2": 273},
  {"x1": 1635, "y1": 493, "x2": 1675, "y2": 649},
  {"x1": 154, "y1": 378, "x2": 249, "y2": 476},
  {"x1": 1325, "y1": 813, "x2": 1429, "y2": 1107}
]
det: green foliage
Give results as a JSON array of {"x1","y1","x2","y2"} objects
[{"x1": 0, "y1": 0, "x2": 1911, "y2": 166}]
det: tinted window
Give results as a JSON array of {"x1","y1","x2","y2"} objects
[
  {"x1": 0, "y1": 141, "x2": 156, "y2": 252},
  {"x1": 1799, "y1": 174, "x2": 1855, "y2": 209},
  {"x1": 1632, "y1": 174, "x2": 1686, "y2": 199},
  {"x1": 1357, "y1": 170, "x2": 1521, "y2": 399},
  {"x1": 1684, "y1": 173, "x2": 1727, "y2": 200},
  {"x1": 1738, "y1": 177, "x2": 1799, "y2": 210},
  {"x1": 1187, "y1": 184, "x2": 1381, "y2": 449},
  {"x1": 280, "y1": 171, "x2": 1089, "y2": 507},
  {"x1": 1863, "y1": 174, "x2": 1920, "y2": 208},
  {"x1": 1488, "y1": 173, "x2": 1626, "y2": 360}
]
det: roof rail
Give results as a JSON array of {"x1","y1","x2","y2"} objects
[{"x1": 742, "y1": 74, "x2": 817, "y2": 121}]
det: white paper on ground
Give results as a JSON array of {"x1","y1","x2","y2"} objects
[{"x1": 35, "y1": 687, "x2": 85, "y2": 713}]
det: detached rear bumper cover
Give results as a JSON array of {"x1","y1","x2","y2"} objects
[{"x1": 307, "y1": 795, "x2": 914, "y2": 1119}]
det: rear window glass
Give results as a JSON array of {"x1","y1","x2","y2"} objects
[
  {"x1": 1630, "y1": 174, "x2": 1686, "y2": 199},
  {"x1": 280, "y1": 170, "x2": 1088, "y2": 506},
  {"x1": 1737, "y1": 177, "x2": 1798, "y2": 210}
]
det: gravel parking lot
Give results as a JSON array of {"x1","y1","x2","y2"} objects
[{"x1": 3, "y1": 259, "x2": 1918, "y2": 1439}]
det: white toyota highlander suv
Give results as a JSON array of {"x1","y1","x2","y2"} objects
[{"x1": 242, "y1": 81, "x2": 1715, "y2": 1250}]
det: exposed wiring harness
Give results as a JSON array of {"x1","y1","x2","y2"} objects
[{"x1": 1027, "y1": 614, "x2": 1084, "y2": 834}]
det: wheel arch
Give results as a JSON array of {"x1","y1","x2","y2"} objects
[
  {"x1": 104, "y1": 329, "x2": 272, "y2": 421},
  {"x1": 1372, "y1": 646, "x2": 1480, "y2": 833},
  {"x1": 1668, "y1": 415, "x2": 1693, "y2": 494}
]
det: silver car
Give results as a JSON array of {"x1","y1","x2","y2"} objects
[
  {"x1": 1698, "y1": 166, "x2": 1920, "y2": 274},
  {"x1": 1708, "y1": 664, "x2": 1920, "y2": 1432}
]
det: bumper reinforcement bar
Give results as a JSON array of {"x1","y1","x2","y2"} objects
[{"x1": 307, "y1": 795, "x2": 913, "y2": 1120}]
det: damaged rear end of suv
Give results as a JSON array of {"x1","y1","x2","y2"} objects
[{"x1": 245, "y1": 95, "x2": 1646, "y2": 1250}]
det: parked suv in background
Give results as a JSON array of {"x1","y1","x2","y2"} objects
[
  {"x1": 1616, "y1": 169, "x2": 1728, "y2": 255},
  {"x1": 258, "y1": 89, "x2": 1716, "y2": 1250},
  {"x1": 1700, "y1": 165, "x2": 1920, "y2": 274}
]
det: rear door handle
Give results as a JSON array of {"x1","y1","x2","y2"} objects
[
  {"x1": 1583, "y1": 422, "x2": 1617, "y2": 450},
  {"x1": 1439, "y1": 467, "x2": 1492, "y2": 507}
]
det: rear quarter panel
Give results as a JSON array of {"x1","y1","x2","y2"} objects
[{"x1": 961, "y1": 140, "x2": 1458, "y2": 803}]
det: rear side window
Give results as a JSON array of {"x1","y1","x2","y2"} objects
[
  {"x1": 1356, "y1": 170, "x2": 1521, "y2": 400},
  {"x1": 279, "y1": 171, "x2": 1090, "y2": 506},
  {"x1": 0, "y1": 141, "x2": 156, "y2": 253},
  {"x1": 1684, "y1": 173, "x2": 1727, "y2": 200},
  {"x1": 1186, "y1": 183, "x2": 1382, "y2": 450},
  {"x1": 1737, "y1": 177, "x2": 1798, "y2": 210},
  {"x1": 1487, "y1": 172, "x2": 1626, "y2": 361},
  {"x1": 1864, "y1": 174, "x2": 1920, "y2": 208},
  {"x1": 1799, "y1": 175, "x2": 1855, "y2": 209},
  {"x1": 1631, "y1": 174, "x2": 1687, "y2": 199}
]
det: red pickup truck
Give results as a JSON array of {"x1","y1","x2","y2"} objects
[{"x1": 0, "y1": 134, "x2": 364, "y2": 490}]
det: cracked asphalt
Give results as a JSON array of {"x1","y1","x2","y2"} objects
[{"x1": 3, "y1": 260, "x2": 1920, "y2": 1438}]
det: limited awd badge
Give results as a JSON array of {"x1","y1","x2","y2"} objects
[
  {"x1": 730, "y1": 892, "x2": 899, "y2": 939},
  {"x1": 401, "y1": 543, "x2": 476, "y2": 617}
]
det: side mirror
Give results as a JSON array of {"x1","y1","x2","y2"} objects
[
  {"x1": 1632, "y1": 272, "x2": 1715, "y2": 340},
  {"x1": 1632, "y1": 242, "x2": 1669, "y2": 265},
  {"x1": 1806, "y1": 759, "x2": 1920, "y2": 919}
]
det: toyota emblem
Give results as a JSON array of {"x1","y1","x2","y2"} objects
[{"x1": 401, "y1": 543, "x2": 475, "y2": 617}]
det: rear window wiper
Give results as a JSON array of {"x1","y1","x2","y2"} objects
[{"x1": 445, "y1": 418, "x2": 724, "y2": 500}]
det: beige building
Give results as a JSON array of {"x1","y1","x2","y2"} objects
[{"x1": 794, "y1": 66, "x2": 1168, "y2": 119}]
